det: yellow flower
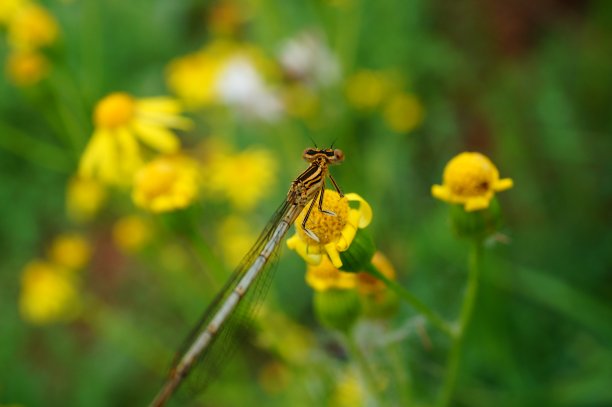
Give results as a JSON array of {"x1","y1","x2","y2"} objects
[
  {"x1": 48, "y1": 233, "x2": 91, "y2": 271},
  {"x1": 382, "y1": 92, "x2": 424, "y2": 133},
  {"x1": 112, "y1": 215, "x2": 152, "y2": 252},
  {"x1": 132, "y1": 154, "x2": 199, "y2": 213},
  {"x1": 7, "y1": 3, "x2": 58, "y2": 50},
  {"x1": 166, "y1": 41, "x2": 281, "y2": 118},
  {"x1": 19, "y1": 260, "x2": 80, "y2": 325},
  {"x1": 345, "y1": 70, "x2": 393, "y2": 110},
  {"x1": 432, "y1": 152, "x2": 513, "y2": 212},
  {"x1": 202, "y1": 143, "x2": 277, "y2": 211},
  {"x1": 66, "y1": 176, "x2": 106, "y2": 222},
  {"x1": 305, "y1": 254, "x2": 358, "y2": 292},
  {"x1": 79, "y1": 92, "x2": 191, "y2": 185},
  {"x1": 0, "y1": 0, "x2": 26, "y2": 25},
  {"x1": 166, "y1": 47, "x2": 229, "y2": 108},
  {"x1": 330, "y1": 368, "x2": 364, "y2": 407},
  {"x1": 286, "y1": 190, "x2": 372, "y2": 268},
  {"x1": 5, "y1": 49, "x2": 48, "y2": 86}
]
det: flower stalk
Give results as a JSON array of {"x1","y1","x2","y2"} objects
[{"x1": 438, "y1": 240, "x2": 482, "y2": 407}]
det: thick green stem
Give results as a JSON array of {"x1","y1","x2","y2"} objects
[
  {"x1": 438, "y1": 241, "x2": 482, "y2": 407},
  {"x1": 365, "y1": 262, "x2": 453, "y2": 337}
]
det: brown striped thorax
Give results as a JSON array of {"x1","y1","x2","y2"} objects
[{"x1": 288, "y1": 148, "x2": 344, "y2": 206}]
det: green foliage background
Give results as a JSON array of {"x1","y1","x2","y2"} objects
[{"x1": 1, "y1": 0, "x2": 611, "y2": 406}]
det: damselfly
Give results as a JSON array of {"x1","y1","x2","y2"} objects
[{"x1": 150, "y1": 147, "x2": 345, "y2": 406}]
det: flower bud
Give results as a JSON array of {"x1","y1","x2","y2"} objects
[{"x1": 313, "y1": 289, "x2": 362, "y2": 333}]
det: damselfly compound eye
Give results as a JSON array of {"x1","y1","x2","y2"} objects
[
  {"x1": 333, "y1": 149, "x2": 344, "y2": 163},
  {"x1": 303, "y1": 148, "x2": 317, "y2": 161}
]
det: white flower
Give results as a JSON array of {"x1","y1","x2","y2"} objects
[
  {"x1": 279, "y1": 31, "x2": 340, "y2": 87},
  {"x1": 216, "y1": 56, "x2": 283, "y2": 122}
]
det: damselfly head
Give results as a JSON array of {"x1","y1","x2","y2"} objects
[{"x1": 303, "y1": 148, "x2": 345, "y2": 165}]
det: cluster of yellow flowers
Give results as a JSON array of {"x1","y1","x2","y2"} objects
[
  {"x1": 1, "y1": 0, "x2": 58, "y2": 86},
  {"x1": 345, "y1": 69, "x2": 425, "y2": 134},
  {"x1": 19, "y1": 233, "x2": 91, "y2": 324}
]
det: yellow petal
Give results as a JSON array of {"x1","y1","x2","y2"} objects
[
  {"x1": 137, "y1": 97, "x2": 182, "y2": 114},
  {"x1": 115, "y1": 127, "x2": 142, "y2": 175},
  {"x1": 97, "y1": 131, "x2": 120, "y2": 183},
  {"x1": 431, "y1": 184, "x2": 450, "y2": 201},
  {"x1": 324, "y1": 243, "x2": 343, "y2": 268},
  {"x1": 494, "y1": 178, "x2": 514, "y2": 192},
  {"x1": 133, "y1": 121, "x2": 180, "y2": 153},
  {"x1": 78, "y1": 129, "x2": 107, "y2": 179},
  {"x1": 345, "y1": 192, "x2": 372, "y2": 228},
  {"x1": 465, "y1": 196, "x2": 490, "y2": 212}
]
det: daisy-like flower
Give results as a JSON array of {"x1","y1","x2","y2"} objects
[
  {"x1": 78, "y1": 92, "x2": 191, "y2": 186},
  {"x1": 431, "y1": 152, "x2": 513, "y2": 212},
  {"x1": 286, "y1": 189, "x2": 372, "y2": 268},
  {"x1": 19, "y1": 260, "x2": 81, "y2": 325},
  {"x1": 132, "y1": 154, "x2": 199, "y2": 213}
]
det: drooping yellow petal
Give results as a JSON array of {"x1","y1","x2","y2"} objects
[
  {"x1": 115, "y1": 126, "x2": 142, "y2": 176},
  {"x1": 132, "y1": 121, "x2": 180, "y2": 153},
  {"x1": 78, "y1": 129, "x2": 109, "y2": 180}
]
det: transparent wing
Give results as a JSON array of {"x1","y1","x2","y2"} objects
[{"x1": 167, "y1": 199, "x2": 296, "y2": 399}]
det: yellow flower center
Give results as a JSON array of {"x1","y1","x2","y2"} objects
[
  {"x1": 136, "y1": 159, "x2": 179, "y2": 200},
  {"x1": 296, "y1": 189, "x2": 348, "y2": 245},
  {"x1": 443, "y1": 152, "x2": 498, "y2": 198},
  {"x1": 94, "y1": 92, "x2": 136, "y2": 129}
]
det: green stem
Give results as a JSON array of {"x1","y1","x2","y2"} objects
[
  {"x1": 365, "y1": 262, "x2": 453, "y2": 337},
  {"x1": 438, "y1": 240, "x2": 482, "y2": 407}
]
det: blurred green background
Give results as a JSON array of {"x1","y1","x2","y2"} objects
[{"x1": 1, "y1": 0, "x2": 611, "y2": 406}]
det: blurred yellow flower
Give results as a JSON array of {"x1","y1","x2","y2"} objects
[
  {"x1": 132, "y1": 154, "x2": 199, "y2": 213},
  {"x1": 66, "y1": 176, "x2": 106, "y2": 223},
  {"x1": 286, "y1": 190, "x2": 372, "y2": 268},
  {"x1": 330, "y1": 369, "x2": 364, "y2": 407},
  {"x1": 166, "y1": 41, "x2": 281, "y2": 120},
  {"x1": 203, "y1": 144, "x2": 277, "y2": 211},
  {"x1": 5, "y1": 49, "x2": 48, "y2": 86},
  {"x1": 19, "y1": 260, "x2": 80, "y2": 325},
  {"x1": 166, "y1": 46, "x2": 230, "y2": 108},
  {"x1": 305, "y1": 254, "x2": 357, "y2": 292},
  {"x1": 217, "y1": 215, "x2": 256, "y2": 267},
  {"x1": 7, "y1": 3, "x2": 58, "y2": 50},
  {"x1": 0, "y1": 0, "x2": 27, "y2": 25},
  {"x1": 432, "y1": 152, "x2": 513, "y2": 212},
  {"x1": 48, "y1": 233, "x2": 91, "y2": 271},
  {"x1": 345, "y1": 70, "x2": 393, "y2": 110},
  {"x1": 78, "y1": 92, "x2": 191, "y2": 185},
  {"x1": 382, "y1": 92, "x2": 424, "y2": 133},
  {"x1": 112, "y1": 215, "x2": 152, "y2": 252}
]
